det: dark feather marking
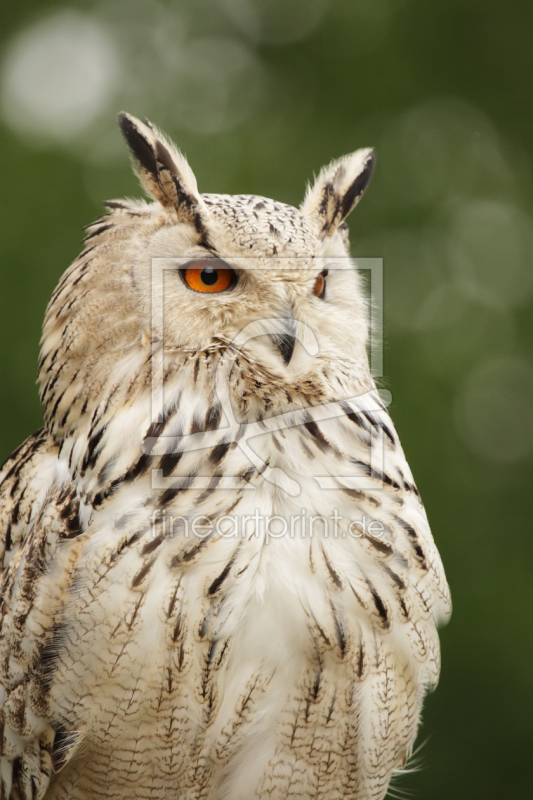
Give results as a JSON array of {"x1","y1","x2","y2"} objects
[
  {"x1": 361, "y1": 410, "x2": 395, "y2": 445},
  {"x1": 366, "y1": 580, "x2": 389, "y2": 627},
  {"x1": 209, "y1": 441, "x2": 231, "y2": 466},
  {"x1": 77, "y1": 245, "x2": 96, "y2": 261},
  {"x1": 42, "y1": 366, "x2": 63, "y2": 397},
  {"x1": 341, "y1": 487, "x2": 381, "y2": 507},
  {"x1": 41, "y1": 615, "x2": 70, "y2": 676},
  {"x1": 255, "y1": 458, "x2": 271, "y2": 478},
  {"x1": 131, "y1": 555, "x2": 158, "y2": 588},
  {"x1": 144, "y1": 411, "x2": 174, "y2": 449},
  {"x1": 108, "y1": 530, "x2": 144, "y2": 565},
  {"x1": 93, "y1": 449, "x2": 153, "y2": 507},
  {"x1": 83, "y1": 223, "x2": 114, "y2": 242},
  {"x1": 326, "y1": 694, "x2": 336, "y2": 723},
  {"x1": 58, "y1": 408, "x2": 72, "y2": 431},
  {"x1": 10, "y1": 492, "x2": 24, "y2": 526},
  {"x1": 348, "y1": 581, "x2": 367, "y2": 610},
  {"x1": 58, "y1": 495, "x2": 83, "y2": 540},
  {"x1": 48, "y1": 387, "x2": 69, "y2": 424},
  {"x1": 196, "y1": 474, "x2": 222, "y2": 504},
  {"x1": 171, "y1": 527, "x2": 215, "y2": 566},
  {"x1": 122, "y1": 451, "x2": 153, "y2": 483},
  {"x1": 1, "y1": 432, "x2": 44, "y2": 483},
  {"x1": 158, "y1": 486, "x2": 180, "y2": 507},
  {"x1": 365, "y1": 534, "x2": 393, "y2": 556},
  {"x1": 128, "y1": 590, "x2": 147, "y2": 630},
  {"x1": 104, "y1": 200, "x2": 130, "y2": 210},
  {"x1": 383, "y1": 565, "x2": 406, "y2": 591},
  {"x1": 157, "y1": 142, "x2": 212, "y2": 243},
  {"x1": 159, "y1": 451, "x2": 184, "y2": 478},
  {"x1": 4, "y1": 523, "x2": 12, "y2": 553},
  {"x1": 304, "y1": 420, "x2": 333, "y2": 454},
  {"x1": 357, "y1": 644, "x2": 365, "y2": 678},
  {"x1": 394, "y1": 515, "x2": 428, "y2": 569},
  {"x1": 54, "y1": 289, "x2": 89, "y2": 320},
  {"x1": 177, "y1": 642, "x2": 185, "y2": 671},
  {"x1": 91, "y1": 490, "x2": 106, "y2": 509},
  {"x1": 172, "y1": 611, "x2": 182, "y2": 643},
  {"x1": 82, "y1": 215, "x2": 107, "y2": 231},
  {"x1": 167, "y1": 578, "x2": 182, "y2": 618},
  {"x1": 224, "y1": 496, "x2": 242, "y2": 516},
  {"x1": 341, "y1": 402, "x2": 373, "y2": 433},
  {"x1": 271, "y1": 434, "x2": 283, "y2": 453},
  {"x1": 205, "y1": 404, "x2": 222, "y2": 431},
  {"x1": 348, "y1": 457, "x2": 401, "y2": 491},
  {"x1": 119, "y1": 113, "x2": 158, "y2": 176},
  {"x1": 329, "y1": 601, "x2": 347, "y2": 658},
  {"x1": 308, "y1": 608, "x2": 331, "y2": 647},
  {"x1": 339, "y1": 153, "x2": 375, "y2": 220},
  {"x1": 321, "y1": 545, "x2": 343, "y2": 589},
  {"x1": 81, "y1": 423, "x2": 108, "y2": 475},
  {"x1": 141, "y1": 534, "x2": 164, "y2": 556},
  {"x1": 190, "y1": 416, "x2": 204, "y2": 435},
  {"x1": 208, "y1": 548, "x2": 239, "y2": 596},
  {"x1": 199, "y1": 609, "x2": 211, "y2": 641},
  {"x1": 71, "y1": 260, "x2": 94, "y2": 287},
  {"x1": 311, "y1": 669, "x2": 322, "y2": 701}
]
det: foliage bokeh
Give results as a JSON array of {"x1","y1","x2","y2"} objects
[{"x1": 1, "y1": 1, "x2": 532, "y2": 797}]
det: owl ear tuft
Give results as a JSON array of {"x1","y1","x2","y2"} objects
[
  {"x1": 118, "y1": 112, "x2": 204, "y2": 223},
  {"x1": 300, "y1": 148, "x2": 375, "y2": 239}
]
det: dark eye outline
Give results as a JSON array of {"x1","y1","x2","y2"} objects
[
  {"x1": 179, "y1": 259, "x2": 238, "y2": 294},
  {"x1": 314, "y1": 269, "x2": 328, "y2": 300}
]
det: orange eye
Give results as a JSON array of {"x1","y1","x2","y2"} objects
[
  {"x1": 181, "y1": 261, "x2": 235, "y2": 293},
  {"x1": 314, "y1": 271, "x2": 327, "y2": 299}
]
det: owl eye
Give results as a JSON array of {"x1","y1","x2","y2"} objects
[
  {"x1": 181, "y1": 260, "x2": 236, "y2": 293},
  {"x1": 314, "y1": 270, "x2": 328, "y2": 299}
]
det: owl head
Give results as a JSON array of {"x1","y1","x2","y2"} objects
[{"x1": 39, "y1": 114, "x2": 375, "y2": 434}]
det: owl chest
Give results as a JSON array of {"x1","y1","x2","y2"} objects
[
  {"x1": 49, "y1": 508, "x2": 342, "y2": 799},
  {"x1": 49, "y1": 418, "x2": 369, "y2": 795}
]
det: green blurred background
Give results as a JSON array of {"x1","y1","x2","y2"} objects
[{"x1": 1, "y1": 1, "x2": 532, "y2": 797}]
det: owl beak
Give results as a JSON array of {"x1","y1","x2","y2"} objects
[
  {"x1": 269, "y1": 316, "x2": 297, "y2": 366},
  {"x1": 271, "y1": 332, "x2": 296, "y2": 366}
]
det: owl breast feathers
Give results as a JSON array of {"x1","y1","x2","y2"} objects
[{"x1": 0, "y1": 113, "x2": 450, "y2": 800}]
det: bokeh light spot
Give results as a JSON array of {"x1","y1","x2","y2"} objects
[{"x1": 1, "y1": 10, "x2": 121, "y2": 143}]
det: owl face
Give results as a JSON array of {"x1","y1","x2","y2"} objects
[
  {"x1": 39, "y1": 114, "x2": 375, "y2": 431},
  {"x1": 117, "y1": 114, "x2": 376, "y2": 384}
]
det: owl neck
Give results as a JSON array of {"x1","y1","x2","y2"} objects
[{"x1": 46, "y1": 343, "x2": 371, "y2": 511}]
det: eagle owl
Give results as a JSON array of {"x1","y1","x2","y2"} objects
[{"x1": 0, "y1": 114, "x2": 450, "y2": 800}]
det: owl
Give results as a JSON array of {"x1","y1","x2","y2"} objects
[{"x1": 0, "y1": 113, "x2": 450, "y2": 800}]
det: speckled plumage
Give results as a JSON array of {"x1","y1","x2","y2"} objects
[{"x1": 0, "y1": 114, "x2": 450, "y2": 800}]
